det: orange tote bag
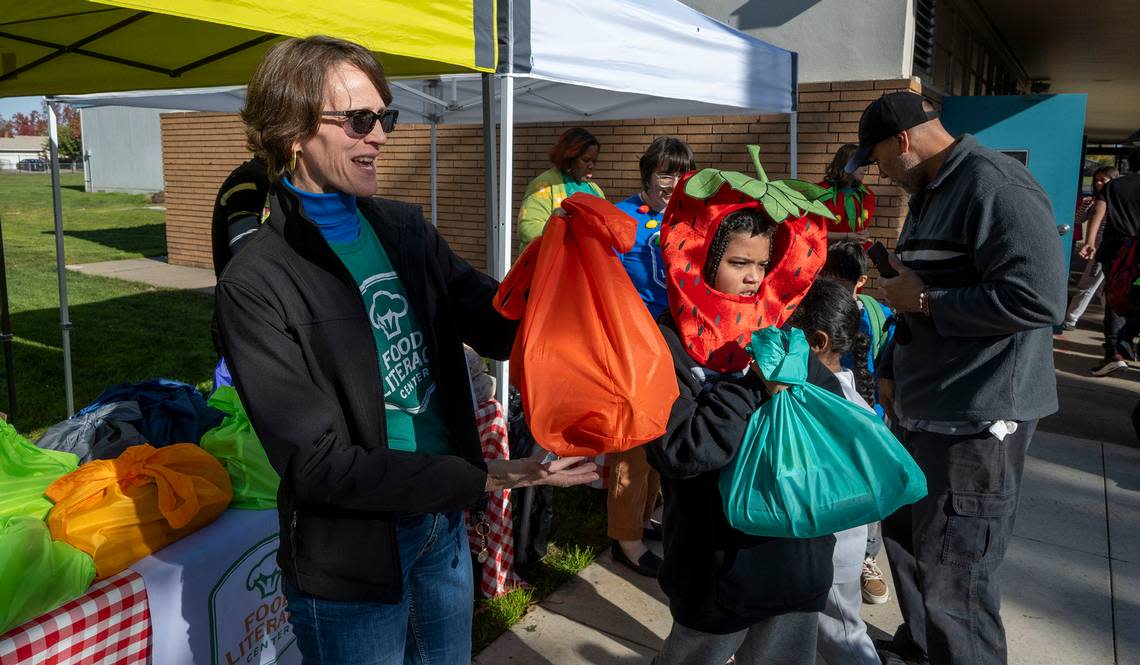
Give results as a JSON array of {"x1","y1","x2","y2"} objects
[
  {"x1": 45, "y1": 443, "x2": 232, "y2": 579},
  {"x1": 494, "y1": 194, "x2": 678, "y2": 457}
]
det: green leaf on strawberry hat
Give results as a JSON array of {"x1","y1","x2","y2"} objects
[
  {"x1": 682, "y1": 145, "x2": 837, "y2": 222},
  {"x1": 781, "y1": 179, "x2": 831, "y2": 200},
  {"x1": 765, "y1": 186, "x2": 800, "y2": 219},
  {"x1": 683, "y1": 168, "x2": 730, "y2": 199}
]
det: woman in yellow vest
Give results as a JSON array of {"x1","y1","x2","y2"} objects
[{"x1": 517, "y1": 128, "x2": 604, "y2": 250}]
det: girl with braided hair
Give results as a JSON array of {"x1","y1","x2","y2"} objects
[
  {"x1": 787, "y1": 279, "x2": 875, "y2": 407},
  {"x1": 786, "y1": 278, "x2": 879, "y2": 665},
  {"x1": 702, "y1": 210, "x2": 777, "y2": 294}
]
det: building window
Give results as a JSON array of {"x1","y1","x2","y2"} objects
[{"x1": 915, "y1": 0, "x2": 1028, "y2": 97}]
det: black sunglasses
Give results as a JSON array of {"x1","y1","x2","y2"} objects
[{"x1": 320, "y1": 108, "x2": 398, "y2": 137}]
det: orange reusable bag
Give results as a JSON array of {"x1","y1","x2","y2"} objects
[
  {"x1": 44, "y1": 443, "x2": 232, "y2": 579},
  {"x1": 494, "y1": 194, "x2": 679, "y2": 457}
]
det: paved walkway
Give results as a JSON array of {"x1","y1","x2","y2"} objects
[
  {"x1": 477, "y1": 431, "x2": 1140, "y2": 665},
  {"x1": 68, "y1": 257, "x2": 216, "y2": 293},
  {"x1": 69, "y1": 256, "x2": 1140, "y2": 664}
]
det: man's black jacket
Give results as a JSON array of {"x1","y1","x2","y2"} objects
[{"x1": 215, "y1": 184, "x2": 516, "y2": 602}]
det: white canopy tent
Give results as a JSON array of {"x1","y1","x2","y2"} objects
[{"x1": 56, "y1": 0, "x2": 800, "y2": 407}]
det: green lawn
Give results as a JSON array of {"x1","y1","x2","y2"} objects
[
  {"x1": 473, "y1": 486, "x2": 609, "y2": 651},
  {"x1": 0, "y1": 171, "x2": 610, "y2": 650},
  {"x1": 0, "y1": 172, "x2": 215, "y2": 436}
]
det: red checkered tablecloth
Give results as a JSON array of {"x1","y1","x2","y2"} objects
[
  {"x1": 468, "y1": 399, "x2": 525, "y2": 598},
  {"x1": 0, "y1": 569, "x2": 151, "y2": 665}
]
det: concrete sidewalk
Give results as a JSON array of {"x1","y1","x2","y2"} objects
[
  {"x1": 68, "y1": 256, "x2": 216, "y2": 294},
  {"x1": 477, "y1": 431, "x2": 1140, "y2": 665}
]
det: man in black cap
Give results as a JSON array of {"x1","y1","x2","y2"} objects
[{"x1": 849, "y1": 92, "x2": 1066, "y2": 665}]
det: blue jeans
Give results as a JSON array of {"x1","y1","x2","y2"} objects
[{"x1": 283, "y1": 511, "x2": 473, "y2": 665}]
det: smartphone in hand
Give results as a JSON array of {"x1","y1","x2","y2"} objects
[
  {"x1": 867, "y1": 241, "x2": 911, "y2": 345},
  {"x1": 867, "y1": 241, "x2": 898, "y2": 279}
]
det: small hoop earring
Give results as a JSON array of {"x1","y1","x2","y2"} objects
[{"x1": 289, "y1": 150, "x2": 300, "y2": 172}]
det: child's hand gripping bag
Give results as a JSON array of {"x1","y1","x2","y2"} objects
[
  {"x1": 493, "y1": 194, "x2": 678, "y2": 456},
  {"x1": 720, "y1": 327, "x2": 927, "y2": 538}
]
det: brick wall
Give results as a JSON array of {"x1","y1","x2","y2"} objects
[
  {"x1": 161, "y1": 76, "x2": 921, "y2": 276},
  {"x1": 161, "y1": 113, "x2": 250, "y2": 269},
  {"x1": 793, "y1": 77, "x2": 924, "y2": 289}
]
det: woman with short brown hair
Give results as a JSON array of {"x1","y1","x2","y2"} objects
[
  {"x1": 216, "y1": 35, "x2": 597, "y2": 664},
  {"x1": 606, "y1": 137, "x2": 695, "y2": 578}
]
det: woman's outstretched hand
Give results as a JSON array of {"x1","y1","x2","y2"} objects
[{"x1": 485, "y1": 453, "x2": 599, "y2": 493}]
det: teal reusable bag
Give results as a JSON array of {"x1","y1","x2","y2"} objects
[
  {"x1": 719, "y1": 327, "x2": 927, "y2": 538},
  {"x1": 199, "y1": 387, "x2": 279, "y2": 509}
]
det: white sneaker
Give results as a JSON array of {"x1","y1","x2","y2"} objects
[{"x1": 1091, "y1": 357, "x2": 1128, "y2": 377}]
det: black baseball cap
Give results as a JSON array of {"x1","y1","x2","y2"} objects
[{"x1": 845, "y1": 92, "x2": 939, "y2": 172}]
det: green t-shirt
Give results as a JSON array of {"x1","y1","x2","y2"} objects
[
  {"x1": 561, "y1": 171, "x2": 598, "y2": 198},
  {"x1": 328, "y1": 215, "x2": 453, "y2": 454}
]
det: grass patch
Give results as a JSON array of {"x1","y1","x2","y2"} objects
[
  {"x1": 473, "y1": 587, "x2": 534, "y2": 649},
  {"x1": 472, "y1": 485, "x2": 610, "y2": 652},
  {"x1": 0, "y1": 173, "x2": 215, "y2": 436}
]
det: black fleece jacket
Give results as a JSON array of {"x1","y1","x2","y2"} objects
[
  {"x1": 645, "y1": 317, "x2": 841, "y2": 634},
  {"x1": 215, "y1": 185, "x2": 517, "y2": 602}
]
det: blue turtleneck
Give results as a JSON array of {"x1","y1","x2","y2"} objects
[{"x1": 283, "y1": 178, "x2": 360, "y2": 244}]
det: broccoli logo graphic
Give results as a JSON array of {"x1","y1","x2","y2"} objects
[
  {"x1": 369, "y1": 290, "x2": 408, "y2": 340},
  {"x1": 245, "y1": 550, "x2": 282, "y2": 600}
]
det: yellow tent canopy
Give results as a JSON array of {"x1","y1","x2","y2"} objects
[
  {"x1": 0, "y1": 0, "x2": 497, "y2": 418},
  {"x1": 0, "y1": 0, "x2": 496, "y2": 96}
]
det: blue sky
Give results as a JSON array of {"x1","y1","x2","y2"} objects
[{"x1": 0, "y1": 96, "x2": 45, "y2": 119}]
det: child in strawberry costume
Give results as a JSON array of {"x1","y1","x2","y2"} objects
[
  {"x1": 816, "y1": 144, "x2": 876, "y2": 245},
  {"x1": 645, "y1": 147, "x2": 844, "y2": 665}
]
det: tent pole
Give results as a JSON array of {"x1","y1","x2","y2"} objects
[
  {"x1": 491, "y1": 74, "x2": 515, "y2": 410},
  {"x1": 48, "y1": 102, "x2": 75, "y2": 417},
  {"x1": 430, "y1": 120, "x2": 438, "y2": 227},
  {"x1": 482, "y1": 74, "x2": 498, "y2": 269},
  {"x1": 482, "y1": 73, "x2": 509, "y2": 409},
  {"x1": 0, "y1": 218, "x2": 14, "y2": 422},
  {"x1": 496, "y1": 75, "x2": 515, "y2": 283},
  {"x1": 789, "y1": 111, "x2": 798, "y2": 179}
]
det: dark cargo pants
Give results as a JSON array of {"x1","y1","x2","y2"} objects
[{"x1": 882, "y1": 421, "x2": 1035, "y2": 665}]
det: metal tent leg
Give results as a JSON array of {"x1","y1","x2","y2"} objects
[{"x1": 48, "y1": 103, "x2": 75, "y2": 417}]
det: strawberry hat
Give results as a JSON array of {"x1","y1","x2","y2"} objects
[{"x1": 661, "y1": 146, "x2": 835, "y2": 373}]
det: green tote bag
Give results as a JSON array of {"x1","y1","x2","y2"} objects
[
  {"x1": 0, "y1": 515, "x2": 96, "y2": 634},
  {"x1": 199, "y1": 386, "x2": 279, "y2": 509},
  {"x1": 0, "y1": 420, "x2": 78, "y2": 521}
]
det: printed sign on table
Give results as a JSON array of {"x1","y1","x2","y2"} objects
[
  {"x1": 132, "y1": 509, "x2": 301, "y2": 665},
  {"x1": 209, "y1": 534, "x2": 296, "y2": 665}
]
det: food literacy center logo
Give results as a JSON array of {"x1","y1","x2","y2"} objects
[
  {"x1": 362, "y1": 273, "x2": 433, "y2": 404},
  {"x1": 211, "y1": 537, "x2": 295, "y2": 665}
]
